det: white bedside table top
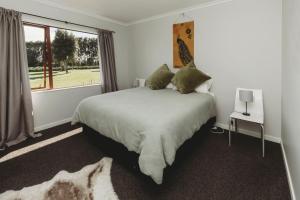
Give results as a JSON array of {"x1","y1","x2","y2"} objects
[{"x1": 230, "y1": 111, "x2": 264, "y2": 124}]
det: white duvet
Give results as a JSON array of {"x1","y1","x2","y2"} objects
[{"x1": 72, "y1": 87, "x2": 216, "y2": 184}]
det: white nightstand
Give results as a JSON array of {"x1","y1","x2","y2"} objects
[
  {"x1": 228, "y1": 112, "x2": 264, "y2": 157},
  {"x1": 229, "y1": 88, "x2": 265, "y2": 157}
]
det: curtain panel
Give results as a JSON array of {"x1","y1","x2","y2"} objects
[
  {"x1": 0, "y1": 7, "x2": 35, "y2": 148},
  {"x1": 98, "y1": 30, "x2": 118, "y2": 93}
]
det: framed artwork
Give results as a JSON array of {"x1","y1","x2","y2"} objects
[{"x1": 173, "y1": 21, "x2": 194, "y2": 68}]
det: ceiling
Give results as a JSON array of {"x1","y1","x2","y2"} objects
[{"x1": 33, "y1": 0, "x2": 218, "y2": 25}]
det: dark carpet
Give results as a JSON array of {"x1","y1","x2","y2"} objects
[
  {"x1": 0, "y1": 123, "x2": 291, "y2": 200},
  {"x1": 0, "y1": 123, "x2": 81, "y2": 158}
]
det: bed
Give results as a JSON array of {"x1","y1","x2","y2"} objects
[{"x1": 72, "y1": 87, "x2": 216, "y2": 184}]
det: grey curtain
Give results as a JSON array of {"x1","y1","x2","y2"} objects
[
  {"x1": 98, "y1": 30, "x2": 118, "y2": 93},
  {"x1": 0, "y1": 7, "x2": 35, "y2": 148}
]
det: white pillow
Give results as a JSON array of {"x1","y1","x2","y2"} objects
[
  {"x1": 167, "y1": 80, "x2": 213, "y2": 92},
  {"x1": 166, "y1": 83, "x2": 177, "y2": 90},
  {"x1": 166, "y1": 83, "x2": 173, "y2": 89},
  {"x1": 195, "y1": 78, "x2": 213, "y2": 93}
]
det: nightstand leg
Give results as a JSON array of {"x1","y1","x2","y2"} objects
[
  {"x1": 260, "y1": 124, "x2": 265, "y2": 157},
  {"x1": 228, "y1": 117, "x2": 231, "y2": 146}
]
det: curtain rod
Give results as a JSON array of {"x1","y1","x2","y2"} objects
[{"x1": 21, "y1": 12, "x2": 115, "y2": 34}]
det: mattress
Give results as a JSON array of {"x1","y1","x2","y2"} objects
[{"x1": 72, "y1": 87, "x2": 216, "y2": 184}]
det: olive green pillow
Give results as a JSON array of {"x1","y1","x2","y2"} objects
[
  {"x1": 146, "y1": 64, "x2": 174, "y2": 90},
  {"x1": 185, "y1": 60, "x2": 196, "y2": 68},
  {"x1": 172, "y1": 66, "x2": 211, "y2": 94}
]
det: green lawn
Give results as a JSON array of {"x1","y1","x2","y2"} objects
[{"x1": 29, "y1": 69, "x2": 101, "y2": 89}]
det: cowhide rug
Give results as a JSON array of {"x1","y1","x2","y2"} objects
[{"x1": 0, "y1": 157, "x2": 119, "y2": 200}]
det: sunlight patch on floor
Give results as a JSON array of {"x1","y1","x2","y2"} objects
[{"x1": 0, "y1": 128, "x2": 82, "y2": 163}]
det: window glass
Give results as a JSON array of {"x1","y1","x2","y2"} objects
[
  {"x1": 24, "y1": 25, "x2": 48, "y2": 89},
  {"x1": 24, "y1": 24, "x2": 101, "y2": 90}
]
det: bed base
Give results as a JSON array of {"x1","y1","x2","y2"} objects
[{"x1": 82, "y1": 117, "x2": 216, "y2": 183}]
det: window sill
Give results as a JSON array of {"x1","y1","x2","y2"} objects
[{"x1": 31, "y1": 84, "x2": 102, "y2": 94}]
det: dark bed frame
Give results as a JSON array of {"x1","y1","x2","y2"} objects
[{"x1": 82, "y1": 117, "x2": 216, "y2": 184}]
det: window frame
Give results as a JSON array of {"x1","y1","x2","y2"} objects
[{"x1": 24, "y1": 22, "x2": 100, "y2": 91}]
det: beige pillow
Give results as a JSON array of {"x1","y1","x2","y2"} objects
[
  {"x1": 146, "y1": 64, "x2": 174, "y2": 90},
  {"x1": 172, "y1": 65, "x2": 211, "y2": 94}
]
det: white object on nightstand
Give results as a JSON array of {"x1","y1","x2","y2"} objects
[
  {"x1": 133, "y1": 78, "x2": 146, "y2": 88},
  {"x1": 228, "y1": 88, "x2": 265, "y2": 157}
]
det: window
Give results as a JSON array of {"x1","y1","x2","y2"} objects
[{"x1": 24, "y1": 23, "x2": 101, "y2": 90}]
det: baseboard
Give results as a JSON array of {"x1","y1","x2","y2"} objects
[
  {"x1": 35, "y1": 120, "x2": 281, "y2": 143},
  {"x1": 216, "y1": 122, "x2": 281, "y2": 143},
  {"x1": 281, "y1": 142, "x2": 296, "y2": 200},
  {"x1": 34, "y1": 118, "x2": 72, "y2": 132}
]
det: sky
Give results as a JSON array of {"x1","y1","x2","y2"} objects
[{"x1": 24, "y1": 26, "x2": 97, "y2": 42}]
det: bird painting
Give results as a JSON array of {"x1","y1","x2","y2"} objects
[
  {"x1": 173, "y1": 21, "x2": 194, "y2": 68},
  {"x1": 177, "y1": 36, "x2": 193, "y2": 66}
]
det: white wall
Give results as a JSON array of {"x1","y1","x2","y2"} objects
[
  {"x1": 128, "y1": 0, "x2": 282, "y2": 140},
  {"x1": 0, "y1": 0, "x2": 131, "y2": 129},
  {"x1": 32, "y1": 86, "x2": 101, "y2": 131},
  {"x1": 282, "y1": 0, "x2": 300, "y2": 198}
]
